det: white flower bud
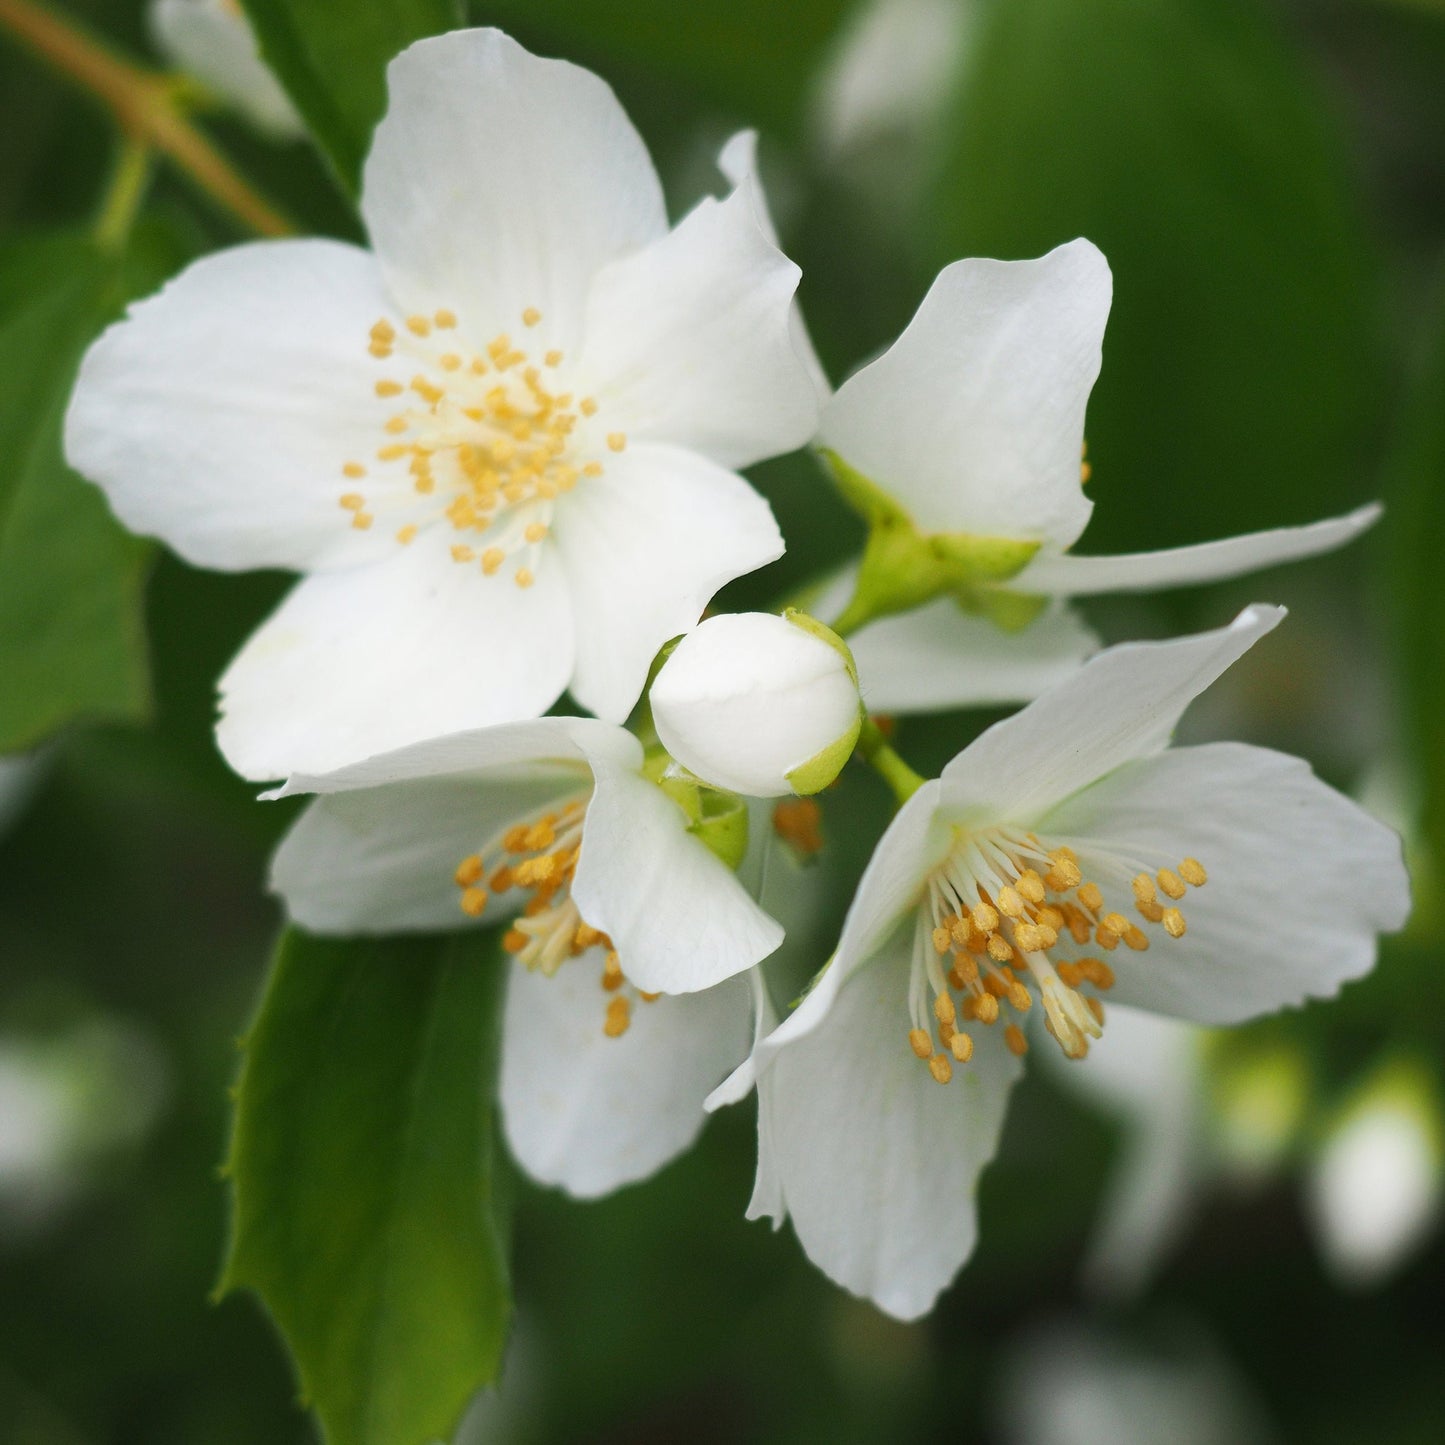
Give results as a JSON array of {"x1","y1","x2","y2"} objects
[{"x1": 651, "y1": 612, "x2": 862, "y2": 798}]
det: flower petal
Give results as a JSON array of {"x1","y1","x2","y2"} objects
[
  {"x1": 362, "y1": 29, "x2": 666, "y2": 350},
  {"x1": 500, "y1": 955, "x2": 751, "y2": 1197},
  {"x1": 577, "y1": 147, "x2": 821, "y2": 469},
  {"x1": 939, "y1": 604, "x2": 1284, "y2": 823},
  {"x1": 550, "y1": 441, "x2": 784, "y2": 723},
  {"x1": 217, "y1": 530, "x2": 574, "y2": 780},
  {"x1": 571, "y1": 757, "x2": 784, "y2": 994},
  {"x1": 1014, "y1": 503, "x2": 1382, "y2": 596},
  {"x1": 848, "y1": 597, "x2": 1099, "y2": 713},
  {"x1": 753, "y1": 935, "x2": 1022, "y2": 1319},
  {"x1": 817, "y1": 238, "x2": 1109, "y2": 547},
  {"x1": 269, "y1": 771, "x2": 581, "y2": 934},
  {"x1": 1041, "y1": 742, "x2": 1411, "y2": 1024},
  {"x1": 65, "y1": 240, "x2": 403, "y2": 572}
]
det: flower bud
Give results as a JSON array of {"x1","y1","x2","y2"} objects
[{"x1": 651, "y1": 611, "x2": 863, "y2": 798}]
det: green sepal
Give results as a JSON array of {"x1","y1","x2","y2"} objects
[
  {"x1": 955, "y1": 586, "x2": 1050, "y2": 633},
  {"x1": 782, "y1": 607, "x2": 859, "y2": 686},
  {"x1": 820, "y1": 449, "x2": 1041, "y2": 634},
  {"x1": 785, "y1": 707, "x2": 863, "y2": 796},
  {"x1": 688, "y1": 789, "x2": 750, "y2": 871}
]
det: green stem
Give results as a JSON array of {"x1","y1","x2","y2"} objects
[
  {"x1": 856, "y1": 717, "x2": 927, "y2": 807},
  {"x1": 0, "y1": 0, "x2": 294, "y2": 237},
  {"x1": 92, "y1": 137, "x2": 152, "y2": 250}
]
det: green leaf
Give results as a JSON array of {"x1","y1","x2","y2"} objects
[
  {"x1": 0, "y1": 232, "x2": 161, "y2": 751},
  {"x1": 221, "y1": 927, "x2": 512, "y2": 1445},
  {"x1": 926, "y1": 0, "x2": 1385, "y2": 559},
  {"x1": 239, "y1": 0, "x2": 465, "y2": 193}
]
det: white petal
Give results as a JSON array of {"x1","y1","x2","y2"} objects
[
  {"x1": 715, "y1": 130, "x2": 832, "y2": 405},
  {"x1": 848, "y1": 596, "x2": 1098, "y2": 713},
  {"x1": 65, "y1": 240, "x2": 403, "y2": 572},
  {"x1": 500, "y1": 956, "x2": 751, "y2": 1197},
  {"x1": 571, "y1": 758, "x2": 783, "y2": 994},
  {"x1": 1014, "y1": 503, "x2": 1382, "y2": 596},
  {"x1": 755, "y1": 936, "x2": 1022, "y2": 1319},
  {"x1": 217, "y1": 531, "x2": 574, "y2": 780},
  {"x1": 939, "y1": 604, "x2": 1284, "y2": 823},
  {"x1": 551, "y1": 441, "x2": 784, "y2": 723},
  {"x1": 269, "y1": 771, "x2": 581, "y2": 934},
  {"x1": 149, "y1": 0, "x2": 304, "y2": 138},
  {"x1": 1041, "y1": 742, "x2": 1411, "y2": 1025},
  {"x1": 577, "y1": 159, "x2": 820, "y2": 469},
  {"x1": 1044, "y1": 1006, "x2": 1208, "y2": 1299},
  {"x1": 362, "y1": 29, "x2": 666, "y2": 350},
  {"x1": 817, "y1": 239, "x2": 1109, "y2": 547},
  {"x1": 265, "y1": 715, "x2": 636, "y2": 800}
]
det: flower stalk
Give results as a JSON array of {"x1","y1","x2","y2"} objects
[
  {"x1": 0, "y1": 0, "x2": 293, "y2": 237},
  {"x1": 856, "y1": 716, "x2": 925, "y2": 805}
]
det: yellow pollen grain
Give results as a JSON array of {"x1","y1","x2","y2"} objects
[
  {"x1": 1180, "y1": 857, "x2": 1208, "y2": 887},
  {"x1": 933, "y1": 993, "x2": 956, "y2": 1026},
  {"x1": 514, "y1": 567, "x2": 535, "y2": 589},
  {"x1": 1005, "y1": 1024, "x2": 1028, "y2": 1056},
  {"x1": 908, "y1": 1028, "x2": 932, "y2": 1060},
  {"x1": 1162, "y1": 907, "x2": 1186, "y2": 938},
  {"x1": 524, "y1": 522, "x2": 548, "y2": 544},
  {"x1": 928, "y1": 1053, "x2": 953, "y2": 1085},
  {"x1": 459, "y1": 887, "x2": 488, "y2": 917},
  {"x1": 339, "y1": 492, "x2": 364, "y2": 510},
  {"x1": 1078, "y1": 882, "x2": 1103, "y2": 912},
  {"x1": 607, "y1": 432, "x2": 627, "y2": 452},
  {"x1": 950, "y1": 1031, "x2": 974, "y2": 1063},
  {"x1": 406, "y1": 314, "x2": 431, "y2": 337},
  {"x1": 603, "y1": 996, "x2": 631, "y2": 1038},
  {"x1": 1157, "y1": 868, "x2": 1186, "y2": 900}
]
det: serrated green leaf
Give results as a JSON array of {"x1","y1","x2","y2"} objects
[
  {"x1": 238, "y1": 0, "x2": 464, "y2": 194},
  {"x1": 926, "y1": 0, "x2": 1384, "y2": 558},
  {"x1": 0, "y1": 230, "x2": 168, "y2": 751},
  {"x1": 222, "y1": 927, "x2": 512, "y2": 1445}
]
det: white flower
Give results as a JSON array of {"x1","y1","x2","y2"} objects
[
  {"x1": 718, "y1": 605, "x2": 1409, "y2": 1318},
  {"x1": 66, "y1": 28, "x2": 820, "y2": 781},
  {"x1": 651, "y1": 611, "x2": 862, "y2": 798},
  {"x1": 149, "y1": 0, "x2": 304, "y2": 139},
  {"x1": 1307, "y1": 1059, "x2": 1443, "y2": 1288},
  {"x1": 267, "y1": 715, "x2": 783, "y2": 1196},
  {"x1": 819, "y1": 238, "x2": 1381, "y2": 634}
]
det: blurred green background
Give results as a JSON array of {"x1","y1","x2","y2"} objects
[{"x1": 2, "y1": 0, "x2": 1445, "y2": 1439}]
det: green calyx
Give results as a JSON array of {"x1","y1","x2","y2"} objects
[
  {"x1": 821, "y1": 449, "x2": 1044, "y2": 635},
  {"x1": 643, "y1": 747, "x2": 750, "y2": 871},
  {"x1": 785, "y1": 709, "x2": 863, "y2": 796}
]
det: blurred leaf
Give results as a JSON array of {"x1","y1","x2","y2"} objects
[
  {"x1": 1389, "y1": 270, "x2": 1445, "y2": 880},
  {"x1": 238, "y1": 0, "x2": 464, "y2": 193},
  {"x1": 927, "y1": 0, "x2": 1385, "y2": 558},
  {"x1": 222, "y1": 927, "x2": 511, "y2": 1445},
  {"x1": 0, "y1": 231, "x2": 157, "y2": 751}
]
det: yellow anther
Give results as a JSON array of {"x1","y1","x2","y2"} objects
[
  {"x1": 602, "y1": 955, "x2": 624, "y2": 991},
  {"x1": 454, "y1": 854, "x2": 484, "y2": 886},
  {"x1": 544, "y1": 349, "x2": 563, "y2": 367},
  {"x1": 1016, "y1": 869, "x2": 1046, "y2": 903},
  {"x1": 971, "y1": 902, "x2": 999, "y2": 933},
  {"x1": 384, "y1": 415, "x2": 409, "y2": 434},
  {"x1": 406, "y1": 314, "x2": 431, "y2": 336},
  {"x1": 414, "y1": 474, "x2": 436, "y2": 495},
  {"x1": 514, "y1": 567, "x2": 535, "y2": 589},
  {"x1": 1081, "y1": 958, "x2": 1115, "y2": 989},
  {"x1": 1179, "y1": 857, "x2": 1208, "y2": 887},
  {"x1": 933, "y1": 993, "x2": 956, "y2": 1026},
  {"x1": 351, "y1": 512, "x2": 373, "y2": 530},
  {"x1": 1102, "y1": 912, "x2": 1130, "y2": 935},
  {"x1": 451, "y1": 545, "x2": 475, "y2": 563},
  {"x1": 932, "y1": 925, "x2": 952, "y2": 955},
  {"x1": 339, "y1": 492, "x2": 364, "y2": 510},
  {"x1": 368, "y1": 341, "x2": 393, "y2": 358},
  {"x1": 375, "y1": 380, "x2": 403, "y2": 398},
  {"x1": 908, "y1": 1028, "x2": 932, "y2": 1059},
  {"x1": 607, "y1": 432, "x2": 627, "y2": 452},
  {"x1": 1122, "y1": 925, "x2": 1150, "y2": 951},
  {"x1": 954, "y1": 954, "x2": 980, "y2": 987},
  {"x1": 985, "y1": 934, "x2": 1013, "y2": 964},
  {"x1": 1132, "y1": 873, "x2": 1157, "y2": 905},
  {"x1": 395, "y1": 525, "x2": 417, "y2": 545},
  {"x1": 973, "y1": 994, "x2": 1000, "y2": 1025},
  {"x1": 369, "y1": 321, "x2": 396, "y2": 345},
  {"x1": 1157, "y1": 868, "x2": 1186, "y2": 900},
  {"x1": 377, "y1": 444, "x2": 407, "y2": 461},
  {"x1": 481, "y1": 548, "x2": 504, "y2": 575},
  {"x1": 522, "y1": 307, "x2": 542, "y2": 327},
  {"x1": 950, "y1": 1031, "x2": 974, "y2": 1063},
  {"x1": 1096, "y1": 925, "x2": 1120, "y2": 951},
  {"x1": 1013, "y1": 923, "x2": 1047, "y2": 954},
  {"x1": 1008, "y1": 980, "x2": 1032, "y2": 1012},
  {"x1": 1005, "y1": 1024, "x2": 1028, "y2": 1057},
  {"x1": 439, "y1": 353, "x2": 462, "y2": 372},
  {"x1": 1078, "y1": 882, "x2": 1103, "y2": 912},
  {"x1": 997, "y1": 886, "x2": 1025, "y2": 918},
  {"x1": 580, "y1": 397, "x2": 598, "y2": 417},
  {"x1": 928, "y1": 1053, "x2": 953, "y2": 1085},
  {"x1": 603, "y1": 996, "x2": 631, "y2": 1038},
  {"x1": 1161, "y1": 908, "x2": 1186, "y2": 938},
  {"x1": 459, "y1": 887, "x2": 488, "y2": 917},
  {"x1": 638, "y1": 991, "x2": 660, "y2": 1003},
  {"x1": 502, "y1": 926, "x2": 527, "y2": 953},
  {"x1": 582, "y1": 461, "x2": 604, "y2": 477},
  {"x1": 1056, "y1": 961, "x2": 1084, "y2": 988},
  {"x1": 524, "y1": 522, "x2": 548, "y2": 544},
  {"x1": 1046, "y1": 850, "x2": 1083, "y2": 889},
  {"x1": 1085, "y1": 997, "x2": 1105, "y2": 1025}
]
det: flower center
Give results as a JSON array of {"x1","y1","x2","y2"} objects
[
  {"x1": 451, "y1": 795, "x2": 657, "y2": 1038},
  {"x1": 903, "y1": 826, "x2": 1207, "y2": 1082},
  {"x1": 338, "y1": 306, "x2": 627, "y2": 589}
]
